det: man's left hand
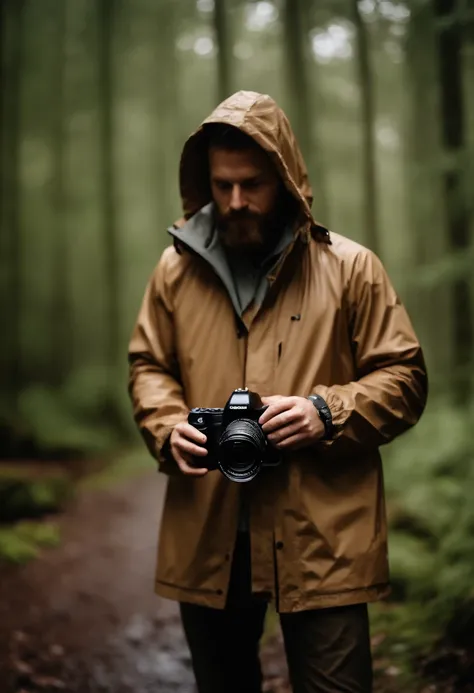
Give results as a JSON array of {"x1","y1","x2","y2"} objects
[{"x1": 259, "y1": 396, "x2": 325, "y2": 451}]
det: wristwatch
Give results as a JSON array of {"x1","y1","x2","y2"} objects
[{"x1": 307, "y1": 394, "x2": 334, "y2": 441}]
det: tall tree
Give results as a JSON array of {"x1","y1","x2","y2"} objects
[
  {"x1": 282, "y1": 0, "x2": 330, "y2": 225},
  {"x1": 154, "y1": 0, "x2": 181, "y2": 231},
  {"x1": 1, "y1": 0, "x2": 24, "y2": 405},
  {"x1": 213, "y1": 0, "x2": 232, "y2": 102},
  {"x1": 403, "y1": 1, "x2": 448, "y2": 389},
  {"x1": 97, "y1": 0, "x2": 120, "y2": 389},
  {"x1": 434, "y1": 0, "x2": 472, "y2": 403},
  {"x1": 405, "y1": 2, "x2": 441, "y2": 268},
  {"x1": 462, "y1": 0, "x2": 474, "y2": 235},
  {"x1": 50, "y1": 0, "x2": 70, "y2": 384},
  {"x1": 351, "y1": 0, "x2": 379, "y2": 256}
]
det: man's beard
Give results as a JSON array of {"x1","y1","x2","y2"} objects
[{"x1": 216, "y1": 209, "x2": 276, "y2": 255}]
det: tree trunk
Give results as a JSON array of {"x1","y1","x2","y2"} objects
[
  {"x1": 434, "y1": 0, "x2": 472, "y2": 404},
  {"x1": 213, "y1": 0, "x2": 231, "y2": 102},
  {"x1": 154, "y1": 0, "x2": 180, "y2": 233},
  {"x1": 405, "y1": 3, "x2": 439, "y2": 268},
  {"x1": 281, "y1": 0, "x2": 330, "y2": 225},
  {"x1": 351, "y1": 0, "x2": 379, "y2": 256},
  {"x1": 97, "y1": 0, "x2": 120, "y2": 384},
  {"x1": 51, "y1": 0, "x2": 70, "y2": 384},
  {"x1": 403, "y1": 1, "x2": 450, "y2": 390},
  {"x1": 464, "y1": 0, "x2": 474, "y2": 230},
  {"x1": 0, "y1": 0, "x2": 24, "y2": 403}
]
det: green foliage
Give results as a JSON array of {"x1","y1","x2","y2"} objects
[
  {"x1": 387, "y1": 531, "x2": 436, "y2": 597},
  {"x1": 369, "y1": 600, "x2": 439, "y2": 673},
  {"x1": 78, "y1": 447, "x2": 154, "y2": 491},
  {"x1": 0, "y1": 467, "x2": 74, "y2": 521},
  {"x1": 0, "y1": 520, "x2": 60, "y2": 564},
  {"x1": 60, "y1": 366, "x2": 112, "y2": 418},
  {"x1": 17, "y1": 378, "x2": 128, "y2": 458},
  {"x1": 379, "y1": 398, "x2": 474, "y2": 652}
]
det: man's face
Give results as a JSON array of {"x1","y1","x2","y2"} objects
[{"x1": 209, "y1": 145, "x2": 281, "y2": 253}]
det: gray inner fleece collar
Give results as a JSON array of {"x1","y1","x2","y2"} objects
[{"x1": 168, "y1": 203, "x2": 294, "y2": 317}]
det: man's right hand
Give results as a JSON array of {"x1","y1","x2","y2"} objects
[{"x1": 169, "y1": 423, "x2": 208, "y2": 476}]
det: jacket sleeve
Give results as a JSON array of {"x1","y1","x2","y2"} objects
[
  {"x1": 313, "y1": 249, "x2": 428, "y2": 455},
  {"x1": 128, "y1": 253, "x2": 188, "y2": 472}
]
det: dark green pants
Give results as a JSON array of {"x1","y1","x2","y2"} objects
[{"x1": 180, "y1": 533, "x2": 373, "y2": 693}]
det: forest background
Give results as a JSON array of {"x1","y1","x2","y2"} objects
[{"x1": 1, "y1": 0, "x2": 474, "y2": 688}]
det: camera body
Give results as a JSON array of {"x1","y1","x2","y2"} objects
[{"x1": 188, "y1": 388, "x2": 280, "y2": 482}]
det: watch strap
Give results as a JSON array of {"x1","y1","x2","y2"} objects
[{"x1": 307, "y1": 394, "x2": 334, "y2": 441}]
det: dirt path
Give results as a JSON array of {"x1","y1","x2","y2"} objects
[
  {"x1": 5, "y1": 462, "x2": 457, "y2": 692},
  {"x1": 0, "y1": 466, "x2": 290, "y2": 693}
]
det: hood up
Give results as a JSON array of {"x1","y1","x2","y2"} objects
[{"x1": 178, "y1": 90, "x2": 330, "y2": 243}]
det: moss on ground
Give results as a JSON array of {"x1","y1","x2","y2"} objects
[
  {"x1": 0, "y1": 448, "x2": 154, "y2": 564},
  {"x1": 0, "y1": 464, "x2": 75, "y2": 522},
  {"x1": 0, "y1": 520, "x2": 61, "y2": 564}
]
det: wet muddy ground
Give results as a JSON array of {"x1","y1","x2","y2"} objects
[
  {"x1": 0, "y1": 464, "x2": 456, "y2": 693},
  {"x1": 0, "y1": 467, "x2": 291, "y2": 692}
]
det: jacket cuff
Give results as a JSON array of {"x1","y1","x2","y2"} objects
[
  {"x1": 157, "y1": 429, "x2": 181, "y2": 476},
  {"x1": 141, "y1": 417, "x2": 186, "y2": 475},
  {"x1": 311, "y1": 386, "x2": 352, "y2": 447}
]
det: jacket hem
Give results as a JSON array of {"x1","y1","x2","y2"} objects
[
  {"x1": 277, "y1": 583, "x2": 391, "y2": 613},
  {"x1": 154, "y1": 579, "x2": 391, "y2": 612},
  {"x1": 155, "y1": 579, "x2": 228, "y2": 609}
]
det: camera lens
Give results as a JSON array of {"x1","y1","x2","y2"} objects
[{"x1": 218, "y1": 419, "x2": 266, "y2": 482}]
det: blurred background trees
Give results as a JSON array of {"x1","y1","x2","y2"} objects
[
  {"x1": 0, "y1": 0, "x2": 473, "y2": 681},
  {"x1": 2, "y1": 0, "x2": 471, "y2": 441}
]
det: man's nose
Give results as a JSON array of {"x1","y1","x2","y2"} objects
[{"x1": 229, "y1": 184, "x2": 246, "y2": 211}]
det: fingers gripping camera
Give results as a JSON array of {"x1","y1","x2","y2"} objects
[{"x1": 187, "y1": 389, "x2": 281, "y2": 483}]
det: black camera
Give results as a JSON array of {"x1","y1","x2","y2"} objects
[{"x1": 188, "y1": 388, "x2": 280, "y2": 483}]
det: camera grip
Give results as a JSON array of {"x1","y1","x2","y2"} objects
[{"x1": 187, "y1": 410, "x2": 220, "y2": 470}]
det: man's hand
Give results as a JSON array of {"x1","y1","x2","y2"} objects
[
  {"x1": 169, "y1": 423, "x2": 209, "y2": 476},
  {"x1": 259, "y1": 396, "x2": 325, "y2": 451}
]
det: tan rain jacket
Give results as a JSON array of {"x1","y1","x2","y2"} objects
[{"x1": 128, "y1": 91, "x2": 428, "y2": 613}]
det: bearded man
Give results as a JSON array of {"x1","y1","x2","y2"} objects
[{"x1": 128, "y1": 91, "x2": 428, "y2": 693}]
